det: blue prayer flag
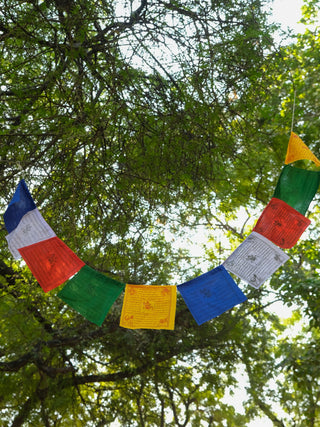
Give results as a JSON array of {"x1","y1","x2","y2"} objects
[
  {"x1": 177, "y1": 265, "x2": 247, "y2": 325},
  {"x1": 3, "y1": 179, "x2": 37, "y2": 233}
]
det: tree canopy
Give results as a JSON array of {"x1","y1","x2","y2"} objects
[{"x1": 1, "y1": 0, "x2": 320, "y2": 425}]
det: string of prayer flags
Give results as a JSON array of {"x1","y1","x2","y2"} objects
[
  {"x1": 6, "y1": 208, "x2": 56, "y2": 260},
  {"x1": 177, "y1": 265, "x2": 247, "y2": 326},
  {"x1": 223, "y1": 231, "x2": 289, "y2": 289},
  {"x1": 285, "y1": 132, "x2": 320, "y2": 166},
  {"x1": 18, "y1": 237, "x2": 85, "y2": 292},
  {"x1": 58, "y1": 265, "x2": 125, "y2": 326},
  {"x1": 3, "y1": 131, "x2": 320, "y2": 329},
  {"x1": 273, "y1": 165, "x2": 320, "y2": 215},
  {"x1": 253, "y1": 198, "x2": 310, "y2": 249},
  {"x1": 3, "y1": 179, "x2": 37, "y2": 233},
  {"x1": 120, "y1": 284, "x2": 177, "y2": 330}
]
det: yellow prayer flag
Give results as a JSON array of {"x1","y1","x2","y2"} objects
[
  {"x1": 120, "y1": 284, "x2": 177, "y2": 330},
  {"x1": 285, "y1": 132, "x2": 320, "y2": 166}
]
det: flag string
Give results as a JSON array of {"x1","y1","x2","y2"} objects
[
  {"x1": 3, "y1": 132, "x2": 320, "y2": 328},
  {"x1": 291, "y1": 89, "x2": 296, "y2": 133}
]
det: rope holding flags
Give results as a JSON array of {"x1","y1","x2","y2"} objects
[{"x1": 2, "y1": 132, "x2": 320, "y2": 329}]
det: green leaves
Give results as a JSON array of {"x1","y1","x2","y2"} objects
[{"x1": 1, "y1": 0, "x2": 320, "y2": 426}]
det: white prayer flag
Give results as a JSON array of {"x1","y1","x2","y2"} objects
[
  {"x1": 223, "y1": 231, "x2": 289, "y2": 289},
  {"x1": 5, "y1": 208, "x2": 56, "y2": 260}
]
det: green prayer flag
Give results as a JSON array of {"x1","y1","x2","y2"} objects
[
  {"x1": 273, "y1": 165, "x2": 320, "y2": 215},
  {"x1": 58, "y1": 265, "x2": 125, "y2": 326}
]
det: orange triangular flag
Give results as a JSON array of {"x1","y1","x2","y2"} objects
[{"x1": 285, "y1": 132, "x2": 320, "y2": 166}]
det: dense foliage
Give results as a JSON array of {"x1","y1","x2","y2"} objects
[{"x1": 0, "y1": 0, "x2": 320, "y2": 425}]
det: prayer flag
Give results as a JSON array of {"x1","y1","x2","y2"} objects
[
  {"x1": 285, "y1": 132, "x2": 320, "y2": 166},
  {"x1": 18, "y1": 237, "x2": 85, "y2": 292},
  {"x1": 223, "y1": 231, "x2": 289, "y2": 289},
  {"x1": 3, "y1": 179, "x2": 37, "y2": 233},
  {"x1": 120, "y1": 284, "x2": 177, "y2": 330},
  {"x1": 273, "y1": 165, "x2": 320, "y2": 215},
  {"x1": 253, "y1": 198, "x2": 310, "y2": 249},
  {"x1": 58, "y1": 265, "x2": 125, "y2": 326},
  {"x1": 177, "y1": 265, "x2": 247, "y2": 326},
  {"x1": 5, "y1": 208, "x2": 56, "y2": 260}
]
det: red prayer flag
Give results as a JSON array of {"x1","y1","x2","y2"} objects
[
  {"x1": 253, "y1": 198, "x2": 310, "y2": 249},
  {"x1": 18, "y1": 237, "x2": 85, "y2": 292}
]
